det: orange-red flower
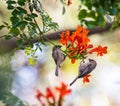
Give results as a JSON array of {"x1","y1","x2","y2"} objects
[
  {"x1": 89, "y1": 45, "x2": 108, "y2": 56},
  {"x1": 36, "y1": 90, "x2": 45, "y2": 106},
  {"x1": 55, "y1": 82, "x2": 72, "y2": 97},
  {"x1": 60, "y1": 29, "x2": 70, "y2": 46},
  {"x1": 60, "y1": 25, "x2": 91, "y2": 63},
  {"x1": 36, "y1": 88, "x2": 55, "y2": 105},
  {"x1": 36, "y1": 90, "x2": 45, "y2": 100},
  {"x1": 83, "y1": 74, "x2": 91, "y2": 83},
  {"x1": 46, "y1": 87, "x2": 55, "y2": 104},
  {"x1": 67, "y1": 0, "x2": 72, "y2": 6},
  {"x1": 71, "y1": 58, "x2": 76, "y2": 63}
]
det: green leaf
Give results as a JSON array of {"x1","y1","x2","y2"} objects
[
  {"x1": 5, "y1": 35, "x2": 12, "y2": 40},
  {"x1": 41, "y1": 39, "x2": 46, "y2": 45},
  {"x1": 12, "y1": 9, "x2": 19, "y2": 16},
  {"x1": 29, "y1": 42, "x2": 34, "y2": 48},
  {"x1": 10, "y1": 16, "x2": 19, "y2": 26},
  {"x1": 20, "y1": 33, "x2": 27, "y2": 40},
  {"x1": 3, "y1": 22, "x2": 9, "y2": 26},
  {"x1": 78, "y1": 9, "x2": 87, "y2": 20},
  {"x1": 62, "y1": 6, "x2": 66, "y2": 15},
  {"x1": 16, "y1": 39, "x2": 24, "y2": 49},
  {"x1": 0, "y1": 25, "x2": 5, "y2": 30},
  {"x1": 85, "y1": 21, "x2": 97, "y2": 29},
  {"x1": 7, "y1": 5, "x2": 14, "y2": 10},
  {"x1": 17, "y1": 7, "x2": 27, "y2": 15},
  {"x1": 6, "y1": 0, "x2": 16, "y2": 4},
  {"x1": 87, "y1": 11, "x2": 96, "y2": 19},
  {"x1": 10, "y1": 16, "x2": 19, "y2": 23},
  {"x1": 28, "y1": 58, "x2": 36, "y2": 65},
  {"x1": 109, "y1": 7, "x2": 118, "y2": 15},
  {"x1": 17, "y1": 21, "x2": 28, "y2": 30},
  {"x1": 38, "y1": 46, "x2": 42, "y2": 51},
  {"x1": 96, "y1": 15, "x2": 105, "y2": 27},
  {"x1": 29, "y1": 4, "x2": 34, "y2": 12},
  {"x1": 27, "y1": 13, "x2": 38, "y2": 19},
  {"x1": 96, "y1": 8, "x2": 104, "y2": 15},
  {"x1": 24, "y1": 17, "x2": 32, "y2": 21},
  {"x1": 29, "y1": 22, "x2": 37, "y2": 28},
  {"x1": 17, "y1": 0, "x2": 25, "y2": 6},
  {"x1": 9, "y1": 27, "x2": 20, "y2": 36},
  {"x1": 84, "y1": 0, "x2": 92, "y2": 10}
]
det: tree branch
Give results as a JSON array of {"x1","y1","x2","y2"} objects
[
  {"x1": 0, "y1": 23, "x2": 114, "y2": 53},
  {"x1": 24, "y1": 23, "x2": 112, "y2": 45}
]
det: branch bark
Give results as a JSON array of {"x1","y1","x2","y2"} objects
[{"x1": 0, "y1": 23, "x2": 113, "y2": 53}]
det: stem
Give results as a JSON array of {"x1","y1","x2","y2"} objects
[
  {"x1": 58, "y1": 96, "x2": 63, "y2": 106},
  {"x1": 29, "y1": 2, "x2": 56, "y2": 46},
  {"x1": 61, "y1": 49, "x2": 69, "y2": 57},
  {"x1": 34, "y1": 18, "x2": 43, "y2": 35},
  {"x1": 33, "y1": 18, "x2": 56, "y2": 46},
  {"x1": 47, "y1": 97, "x2": 56, "y2": 106},
  {"x1": 41, "y1": 102, "x2": 46, "y2": 106},
  {"x1": 43, "y1": 36, "x2": 56, "y2": 46},
  {"x1": 30, "y1": 0, "x2": 59, "y2": 47},
  {"x1": 29, "y1": 0, "x2": 42, "y2": 35}
]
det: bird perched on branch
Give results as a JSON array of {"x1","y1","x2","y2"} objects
[
  {"x1": 70, "y1": 59, "x2": 97, "y2": 86},
  {"x1": 52, "y1": 45, "x2": 66, "y2": 76}
]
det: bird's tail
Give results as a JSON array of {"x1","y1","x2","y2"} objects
[
  {"x1": 55, "y1": 64, "x2": 59, "y2": 76},
  {"x1": 70, "y1": 76, "x2": 78, "y2": 86}
]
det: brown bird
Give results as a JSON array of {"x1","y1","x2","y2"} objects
[
  {"x1": 52, "y1": 45, "x2": 66, "y2": 76},
  {"x1": 70, "y1": 59, "x2": 97, "y2": 86}
]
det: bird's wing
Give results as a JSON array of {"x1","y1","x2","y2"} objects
[
  {"x1": 78, "y1": 64, "x2": 91, "y2": 78},
  {"x1": 79, "y1": 62, "x2": 90, "y2": 73},
  {"x1": 52, "y1": 50, "x2": 58, "y2": 65}
]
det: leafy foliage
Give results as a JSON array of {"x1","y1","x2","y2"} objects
[
  {"x1": 0, "y1": 0, "x2": 58, "y2": 63},
  {"x1": 0, "y1": 55, "x2": 24, "y2": 106},
  {"x1": 78, "y1": 0, "x2": 120, "y2": 28}
]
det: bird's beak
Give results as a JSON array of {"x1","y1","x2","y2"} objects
[
  {"x1": 57, "y1": 45, "x2": 62, "y2": 48},
  {"x1": 89, "y1": 59, "x2": 93, "y2": 61}
]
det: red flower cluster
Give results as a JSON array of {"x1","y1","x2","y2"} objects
[
  {"x1": 60, "y1": 25, "x2": 108, "y2": 63},
  {"x1": 36, "y1": 82, "x2": 71, "y2": 106}
]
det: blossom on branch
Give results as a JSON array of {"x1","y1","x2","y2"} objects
[
  {"x1": 60, "y1": 25, "x2": 92, "y2": 63},
  {"x1": 55, "y1": 82, "x2": 72, "y2": 97},
  {"x1": 60, "y1": 25, "x2": 108, "y2": 63}
]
